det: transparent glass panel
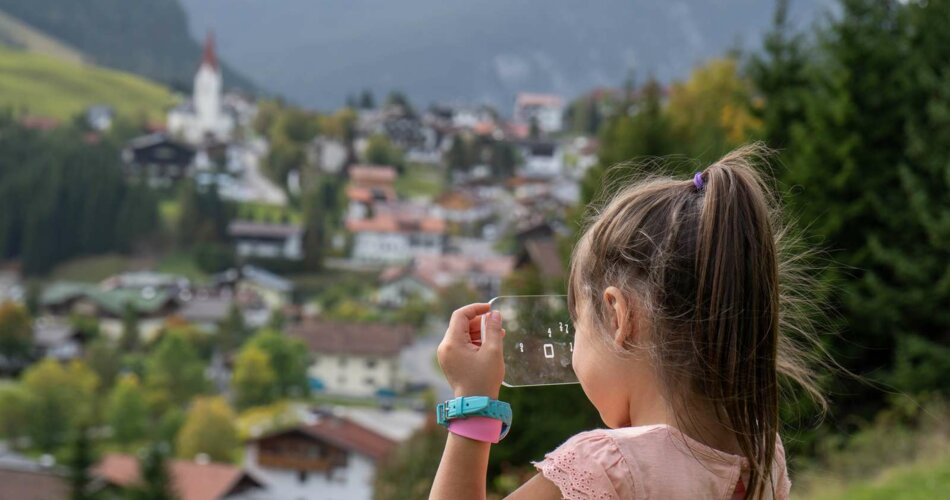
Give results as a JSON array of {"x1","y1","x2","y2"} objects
[{"x1": 484, "y1": 295, "x2": 579, "y2": 387}]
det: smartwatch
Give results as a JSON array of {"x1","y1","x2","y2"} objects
[{"x1": 436, "y1": 396, "x2": 512, "y2": 441}]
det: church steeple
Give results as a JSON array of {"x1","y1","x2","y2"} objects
[{"x1": 201, "y1": 32, "x2": 219, "y2": 71}]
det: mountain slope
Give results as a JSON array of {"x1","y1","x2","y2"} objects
[
  {"x1": 0, "y1": 45, "x2": 173, "y2": 121},
  {"x1": 0, "y1": 9, "x2": 85, "y2": 64},
  {"x1": 0, "y1": 0, "x2": 257, "y2": 93},
  {"x1": 180, "y1": 0, "x2": 830, "y2": 110}
]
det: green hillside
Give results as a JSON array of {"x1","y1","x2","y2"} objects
[
  {"x1": 0, "y1": 1, "x2": 257, "y2": 93},
  {"x1": 0, "y1": 45, "x2": 174, "y2": 121}
]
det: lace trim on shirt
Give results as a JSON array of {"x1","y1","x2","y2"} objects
[{"x1": 532, "y1": 449, "x2": 617, "y2": 500}]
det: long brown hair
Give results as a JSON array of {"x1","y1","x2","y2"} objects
[{"x1": 567, "y1": 143, "x2": 826, "y2": 499}]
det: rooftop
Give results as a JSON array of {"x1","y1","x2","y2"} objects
[
  {"x1": 0, "y1": 456, "x2": 71, "y2": 500},
  {"x1": 515, "y1": 92, "x2": 564, "y2": 109},
  {"x1": 251, "y1": 414, "x2": 398, "y2": 461},
  {"x1": 41, "y1": 282, "x2": 177, "y2": 316},
  {"x1": 345, "y1": 212, "x2": 445, "y2": 234},
  {"x1": 95, "y1": 453, "x2": 263, "y2": 500},
  {"x1": 349, "y1": 165, "x2": 397, "y2": 184},
  {"x1": 228, "y1": 220, "x2": 302, "y2": 239},
  {"x1": 288, "y1": 319, "x2": 414, "y2": 357}
]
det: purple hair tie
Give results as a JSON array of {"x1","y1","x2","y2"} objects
[{"x1": 693, "y1": 172, "x2": 705, "y2": 191}]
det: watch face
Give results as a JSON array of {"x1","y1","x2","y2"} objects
[{"x1": 487, "y1": 295, "x2": 579, "y2": 387}]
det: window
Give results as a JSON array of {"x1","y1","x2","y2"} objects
[
  {"x1": 338, "y1": 356, "x2": 347, "y2": 367},
  {"x1": 365, "y1": 358, "x2": 377, "y2": 369},
  {"x1": 364, "y1": 376, "x2": 375, "y2": 386},
  {"x1": 298, "y1": 470, "x2": 308, "y2": 483}
]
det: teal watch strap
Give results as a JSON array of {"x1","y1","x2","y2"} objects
[{"x1": 436, "y1": 396, "x2": 512, "y2": 440}]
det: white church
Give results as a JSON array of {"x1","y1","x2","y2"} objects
[{"x1": 168, "y1": 34, "x2": 236, "y2": 144}]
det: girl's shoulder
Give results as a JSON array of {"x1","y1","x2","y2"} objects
[
  {"x1": 532, "y1": 425, "x2": 791, "y2": 500},
  {"x1": 531, "y1": 428, "x2": 636, "y2": 500}
]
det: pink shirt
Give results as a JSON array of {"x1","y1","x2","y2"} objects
[{"x1": 532, "y1": 424, "x2": 791, "y2": 500}]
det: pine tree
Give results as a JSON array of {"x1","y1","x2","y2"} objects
[
  {"x1": 746, "y1": 0, "x2": 811, "y2": 153},
  {"x1": 216, "y1": 304, "x2": 248, "y2": 352},
  {"x1": 120, "y1": 303, "x2": 141, "y2": 352},
  {"x1": 68, "y1": 426, "x2": 96, "y2": 500},
  {"x1": 132, "y1": 442, "x2": 176, "y2": 500},
  {"x1": 581, "y1": 78, "x2": 678, "y2": 205},
  {"x1": 302, "y1": 187, "x2": 326, "y2": 272},
  {"x1": 878, "y1": 0, "x2": 950, "y2": 395},
  {"x1": 784, "y1": 0, "x2": 911, "y2": 413}
]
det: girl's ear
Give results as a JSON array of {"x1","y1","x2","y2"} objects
[{"x1": 603, "y1": 286, "x2": 633, "y2": 348}]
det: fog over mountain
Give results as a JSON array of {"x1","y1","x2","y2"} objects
[{"x1": 180, "y1": 0, "x2": 828, "y2": 111}]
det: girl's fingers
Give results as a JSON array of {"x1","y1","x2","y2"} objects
[
  {"x1": 446, "y1": 303, "x2": 490, "y2": 343},
  {"x1": 468, "y1": 314, "x2": 486, "y2": 345}
]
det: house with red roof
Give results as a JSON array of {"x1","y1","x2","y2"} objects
[
  {"x1": 346, "y1": 201, "x2": 446, "y2": 264},
  {"x1": 345, "y1": 164, "x2": 399, "y2": 220},
  {"x1": 94, "y1": 453, "x2": 266, "y2": 500},
  {"x1": 513, "y1": 92, "x2": 565, "y2": 134},
  {"x1": 243, "y1": 411, "x2": 397, "y2": 500}
]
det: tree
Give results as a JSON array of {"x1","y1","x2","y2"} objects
[
  {"x1": 0, "y1": 301, "x2": 31, "y2": 360},
  {"x1": 175, "y1": 179, "x2": 231, "y2": 248},
  {"x1": 446, "y1": 136, "x2": 470, "y2": 175},
  {"x1": 666, "y1": 57, "x2": 760, "y2": 162},
  {"x1": 781, "y1": 0, "x2": 911, "y2": 418},
  {"x1": 120, "y1": 303, "x2": 141, "y2": 352},
  {"x1": 84, "y1": 338, "x2": 122, "y2": 393},
  {"x1": 490, "y1": 140, "x2": 518, "y2": 179},
  {"x1": 144, "y1": 330, "x2": 207, "y2": 411},
  {"x1": 67, "y1": 426, "x2": 96, "y2": 500},
  {"x1": 746, "y1": 0, "x2": 811, "y2": 152},
  {"x1": 581, "y1": 78, "x2": 678, "y2": 205},
  {"x1": 364, "y1": 133, "x2": 405, "y2": 169},
  {"x1": 0, "y1": 383, "x2": 29, "y2": 445},
  {"x1": 131, "y1": 442, "x2": 177, "y2": 500},
  {"x1": 385, "y1": 91, "x2": 415, "y2": 117},
  {"x1": 247, "y1": 330, "x2": 309, "y2": 398},
  {"x1": 876, "y1": 0, "x2": 950, "y2": 397},
  {"x1": 374, "y1": 424, "x2": 447, "y2": 500},
  {"x1": 0, "y1": 118, "x2": 158, "y2": 275},
  {"x1": 359, "y1": 89, "x2": 376, "y2": 109},
  {"x1": 302, "y1": 187, "x2": 327, "y2": 272},
  {"x1": 107, "y1": 374, "x2": 149, "y2": 445},
  {"x1": 22, "y1": 359, "x2": 99, "y2": 451},
  {"x1": 232, "y1": 345, "x2": 279, "y2": 410},
  {"x1": 175, "y1": 396, "x2": 238, "y2": 462},
  {"x1": 216, "y1": 304, "x2": 248, "y2": 353}
]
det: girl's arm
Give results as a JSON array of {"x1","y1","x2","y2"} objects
[
  {"x1": 429, "y1": 432, "x2": 492, "y2": 500},
  {"x1": 429, "y1": 303, "x2": 500, "y2": 500},
  {"x1": 428, "y1": 303, "x2": 563, "y2": 500}
]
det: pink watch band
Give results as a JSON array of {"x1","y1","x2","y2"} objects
[{"x1": 447, "y1": 416, "x2": 503, "y2": 443}]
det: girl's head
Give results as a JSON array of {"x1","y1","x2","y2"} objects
[{"x1": 567, "y1": 143, "x2": 822, "y2": 498}]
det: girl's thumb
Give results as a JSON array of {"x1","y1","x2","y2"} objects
[{"x1": 482, "y1": 310, "x2": 503, "y2": 350}]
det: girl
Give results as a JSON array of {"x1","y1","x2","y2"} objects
[{"x1": 431, "y1": 144, "x2": 823, "y2": 499}]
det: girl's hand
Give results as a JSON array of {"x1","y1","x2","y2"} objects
[{"x1": 437, "y1": 303, "x2": 505, "y2": 400}]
